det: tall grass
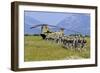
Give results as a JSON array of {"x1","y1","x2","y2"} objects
[{"x1": 24, "y1": 36, "x2": 90, "y2": 61}]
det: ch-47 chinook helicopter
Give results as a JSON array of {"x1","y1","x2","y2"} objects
[
  {"x1": 30, "y1": 24, "x2": 64, "y2": 39},
  {"x1": 30, "y1": 24, "x2": 87, "y2": 49}
]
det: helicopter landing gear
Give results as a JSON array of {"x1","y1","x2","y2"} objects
[{"x1": 40, "y1": 34, "x2": 46, "y2": 39}]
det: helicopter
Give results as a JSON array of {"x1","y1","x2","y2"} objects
[
  {"x1": 30, "y1": 24, "x2": 87, "y2": 50},
  {"x1": 30, "y1": 24, "x2": 64, "y2": 39}
]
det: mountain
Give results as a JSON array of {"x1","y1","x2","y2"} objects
[
  {"x1": 57, "y1": 14, "x2": 90, "y2": 35},
  {"x1": 24, "y1": 13, "x2": 90, "y2": 36},
  {"x1": 24, "y1": 15, "x2": 42, "y2": 34}
]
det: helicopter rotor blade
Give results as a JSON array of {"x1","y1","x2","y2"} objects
[
  {"x1": 62, "y1": 27, "x2": 81, "y2": 34},
  {"x1": 30, "y1": 24, "x2": 57, "y2": 29},
  {"x1": 30, "y1": 24, "x2": 80, "y2": 33},
  {"x1": 30, "y1": 24, "x2": 43, "y2": 29},
  {"x1": 52, "y1": 26, "x2": 81, "y2": 34}
]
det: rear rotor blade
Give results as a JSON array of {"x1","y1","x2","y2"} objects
[{"x1": 30, "y1": 24, "x2": 43, "y2": 29}]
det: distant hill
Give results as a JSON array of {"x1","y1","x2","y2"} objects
[
  {"x1": 57, "y1": 14, "x2": 90, "y2": 35},
  {"x1": 24, "y1": 13, "x2": 90, "y2": 36},
  {"x1": 24, "y1": 15, "x2": 41, "y2": 34}
]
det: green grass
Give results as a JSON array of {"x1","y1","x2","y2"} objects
[{"x1": 24, "y1": 36, "x2": 90, "y2": 61}]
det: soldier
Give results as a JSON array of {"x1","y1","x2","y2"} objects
[
  {"x1": 81, "y1": 37, "x2": 87, "y2": 48},
  {"x1": 74, "y1": 37, "x2": 78, "y2": 48}
]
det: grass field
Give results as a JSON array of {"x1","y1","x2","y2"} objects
[{"x1": 24, "y1": 36, "x2": 90, "y2": 62}]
